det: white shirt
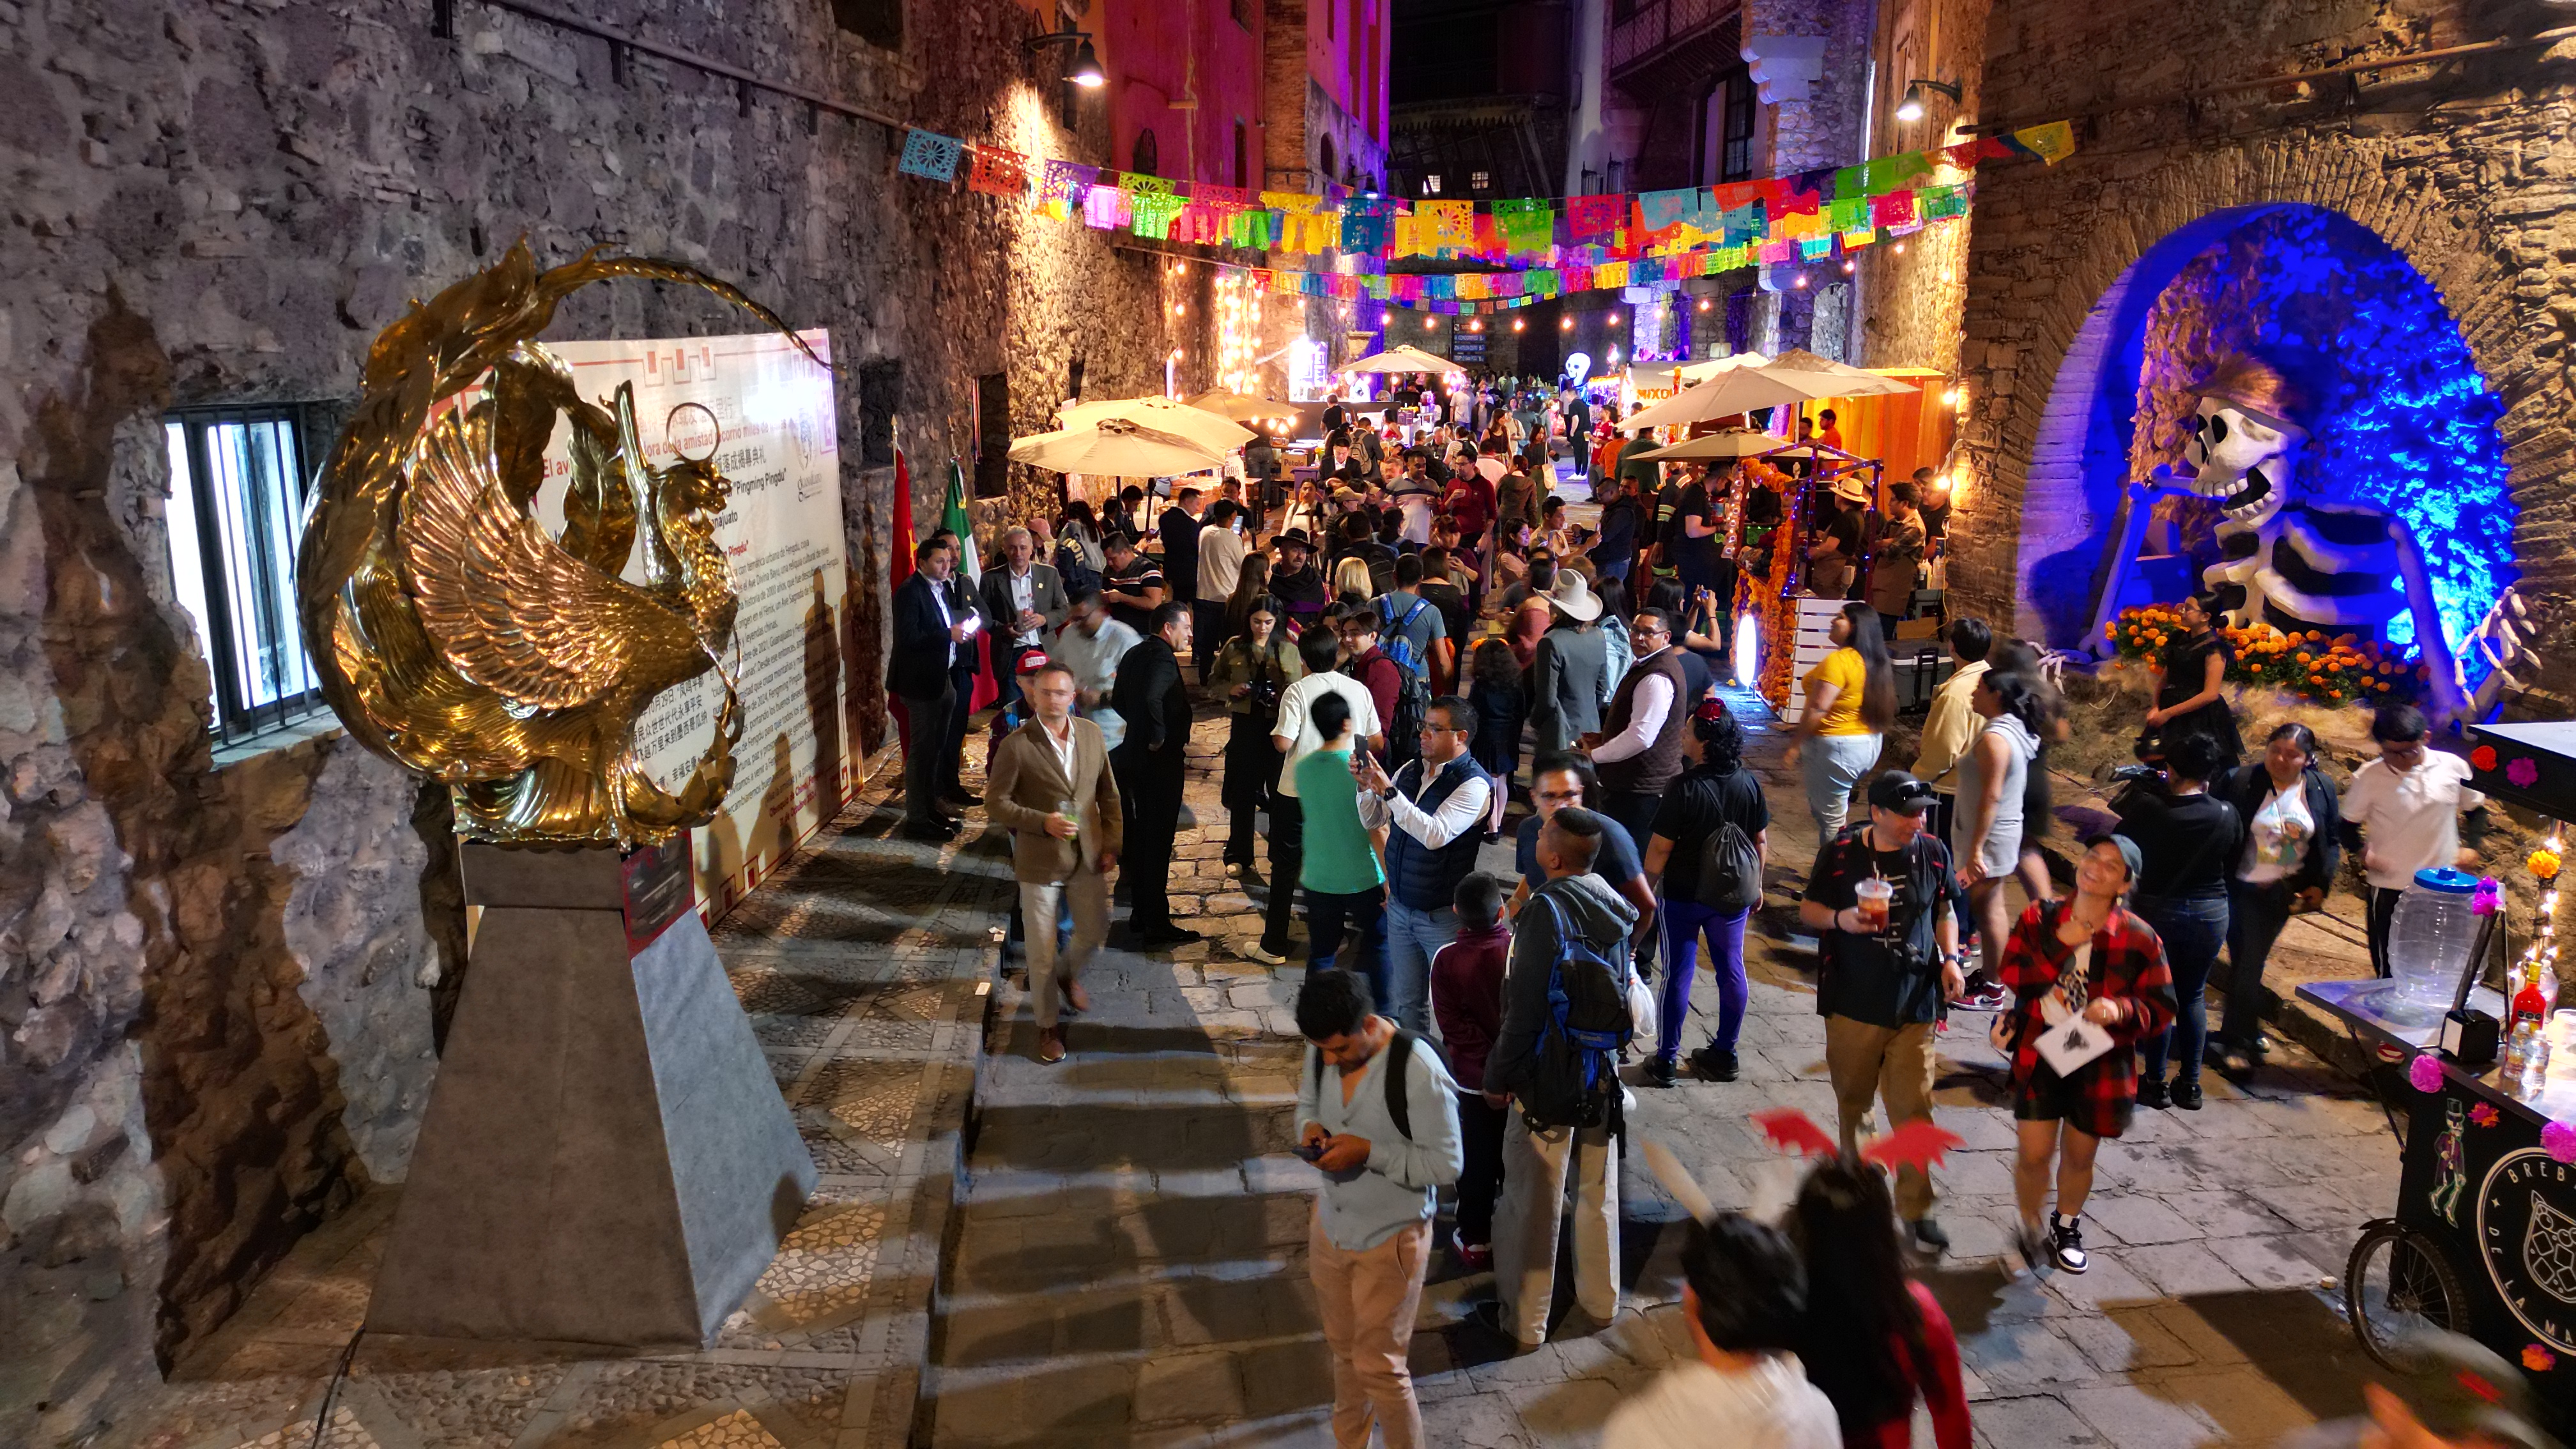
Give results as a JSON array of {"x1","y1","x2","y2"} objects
[
  {"x1": 1600, "y1": 1358, "x2": 1840, "y2": 1449},
  {"x1": 1198, "y1": 525, "x2": 1248, "y2": 601},
  {"x1": 1272, "y1": 673, "x2": 1382, "y2": 799},
  {"x1": 2343, "y1": 751, "x2": 2484, "y2": 891},
  {"x1": 1050, "y1": 618, "x2": 1142, "y2": 751},
  {"x1": 1358, "y1": 756, "x2": 1493, "y2": 848},
  {"x1": 2239, "y1": 777, "x2": 2317, "y2": 885},
  {"x1": 1591, "y1": 651, "x2": 1675, "y2": 764},
  {"x1": 924, "y1": 573, "x2": 958, "y2": 669},
  {"x1": 1006, "y1": 565, "x2": 1039, "y2": 645},
  {"x1": 1039, "y1": 714, "x2": 1079, "y2": 786}
]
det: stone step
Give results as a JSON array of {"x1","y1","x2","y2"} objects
[
  {"x1": 923, "y1": 1338, "x2": 1337, "y2": 1446},
  {"x1": 946, "y1": 1181, "x2": 1315, "y2": 1292},
  {"x1": 939, "y1": 1253, "x2": 1319, "y2": 1365}
]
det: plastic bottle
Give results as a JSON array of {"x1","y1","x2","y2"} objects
[{"x1": 2388, "y1": 869, "x2": 2485, "y2": 1016}]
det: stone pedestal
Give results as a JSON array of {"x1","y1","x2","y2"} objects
[{"x1": 365, "y1": 842, "x2": 815, "y2": 1346}]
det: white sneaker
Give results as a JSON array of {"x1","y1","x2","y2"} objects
[{"x1": 1241, "y1": 942, "x2": 1289, "y2": 966}]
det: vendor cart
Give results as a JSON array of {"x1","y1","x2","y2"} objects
[{"x1": 2298, "y1": 719, "x2": 2576, "y2": 1400}]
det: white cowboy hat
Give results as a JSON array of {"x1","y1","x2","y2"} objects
[
  {"x1": 1829, "y1": 475, "x2": 1872, "y2": 506},
  {"x1": 1549, "y1": 572, "x2": 1604, "y2": 622}
]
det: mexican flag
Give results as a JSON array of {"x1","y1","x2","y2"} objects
[{"x1": 942, "y1": 461, "x2": 980, "y2": 585}]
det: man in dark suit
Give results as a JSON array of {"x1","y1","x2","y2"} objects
[
  {"x1": 887, "y1": 536, "x2": 984, "y2": 840},
  {"x1": 1110, "y1": 602, "x2": 1197, "y2": 947},
  {"x1": 978, "y1": 525, "x2": 1069, "y2": 710},
  {"x1": 1158, "y1": 486, "x2": 1205, "y2": 613}
]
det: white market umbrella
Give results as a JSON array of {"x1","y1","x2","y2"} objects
[
  {"x1": 1620, "y1": 368, "x2": 1832, "y2": 430},
  {"x1": 1184, "y1": 388, "x2": 1296, "y2": 427},
  {"x1": 1340, "y1": 344, "x2": 1457, "y2": 374},
  {"x1": 1056, "y1": 395, "x2": 1255, "y2": 453},
  {"x1": 1761, "y1": 348, "x2": 1920, "y2": 397},
  {"x1": 1009, "y1": 419, "x2": 1226, "y2": 477},
  {"x1": 1637, "y1": 429, "x2": 1787, "y2": 461}
]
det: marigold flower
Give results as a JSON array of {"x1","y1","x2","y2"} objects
[{"x1": 2532, "y1": 849, "x2": 2562, "y2": 882}]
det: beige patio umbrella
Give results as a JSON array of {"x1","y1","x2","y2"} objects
[
  {"x1": 1760, "y1": 348, "x2": 1920, "y2": 397},
  {"x1": 1340, "y1": 344, "x2": 1457, "y2": 374},
  {"x1": 1008, "y1": 419, "x2": 1227, "y2": 477},
  {"x1": 1055, "y1": 395, "x2": 1255, "y2": 453},
  {"x1": 1636, "y1": 429, "x2": 1788, "y2": 461},
  {"x1": 1619, "y1": 367, "x2": 1833, "y2": 431},
  {"x1": 1184, "y1": 388, "x2": 1295, "y2": 426}
]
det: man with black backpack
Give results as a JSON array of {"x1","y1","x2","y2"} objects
[
  {"x1": 1294, "y1": 969, "x2": 1463, "y2": 1449},
  {"x1": 1485, "y1": 808, "x2": 1643, "y2": 1349},
  {"x1": 1340, "y1": 610, "x2": 1427, "y2": 772}
]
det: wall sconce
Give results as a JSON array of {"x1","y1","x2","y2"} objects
[
  {"x1": 1560, "y1": 317, "x2": 1573, "y2": 330},
  {"x1": 1696, "y1": 298, "x2": 1712, "y2": 312},
  {"x1": 1607, "y1": 313, "x2": 1621, "y2": 326},
  {"x1": 1513, "y1": 319, "x2": 1525, "y2": 332},
  {"x1": 1425, "y1": 315, "x2": 1440, "y2": 328},
  {"x1": 1025, "y1": 24, "x2": 1105, "y2": 88},
  {"x1": 1894, "y1": 78, "x2": 1961, "y2": 123}
]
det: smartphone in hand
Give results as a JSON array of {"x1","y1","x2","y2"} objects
[{"x1": 1294, "y1": 1138, "x2": 1330, "y2": 1163}]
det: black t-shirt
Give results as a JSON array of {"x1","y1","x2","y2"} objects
[
  {"x1": 2113, "y1": 787, "x2": 2246, "y2": 901},
  {"x1": 1919, "y1": 500, "x2": 1952, "y2": 540},
  {"x1": 1802, "y1": 826, "x2": 1963, "y2": 1027},
  {"x1": 1821, "y1": 507, "x2": 1864, "y2": 560},
  {"x1": 1102, "y1": 556, "x2": 1165, "y2": 632},
  {"x1": 1650, "y1": 764, "x2": 1770, "y2": 906},
  {"x1": 1669, "y1": 483, "x2": 1723, "y2": 581}
]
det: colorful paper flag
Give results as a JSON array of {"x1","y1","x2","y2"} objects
[
  {"x1": 1039, "y1": 160, "x2": 1098, "y2": 217},
  {"x1": 898, "y1": 128, "x2": 964, "y2": 183},
  {"x1": 2010, "y1": 121, "x2": 2079, "y2": 164},
  {"x1": 967, "y1": 145, "x2": 1029, "y2": 198}
]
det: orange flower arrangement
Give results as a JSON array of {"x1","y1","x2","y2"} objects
[{"x1": 2103, "y1": 606, "x2": 2423, "y2": 707}]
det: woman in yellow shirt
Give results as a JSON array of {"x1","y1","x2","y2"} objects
[{"x1": 1782, "y1": 601, "x2": 1897, "y2": 838}]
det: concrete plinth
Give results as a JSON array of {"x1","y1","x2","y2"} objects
[{"x1": 365, "y1": 842, "x2": 816, "y2": 1346}]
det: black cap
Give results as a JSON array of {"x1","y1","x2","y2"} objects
[
  {"x1": 1867, "y1": 772, "x2": 1938, "y2": 816},
  {"x1": 2081, "y1": 832, "x2": 2145, "y2": 885}
]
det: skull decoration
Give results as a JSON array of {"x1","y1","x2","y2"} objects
[{"x1": 2170, "y1": 393, "x2": 2300, "y2": 532}]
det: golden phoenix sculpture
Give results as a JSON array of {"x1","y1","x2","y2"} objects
[{"x1": 298, "y1": 243, "x2": 822, "y2": 845}]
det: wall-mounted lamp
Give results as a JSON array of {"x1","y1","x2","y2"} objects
[
  {"x1": 1025, "y1": 24, "x2": 1105, "y2": 88},
  {"x1": 1512, "y1": 319, "x2": 1525, "y2": 332},
  {"x1": 1894, "y1": 78, "x2": 1961, "y2": 123}
]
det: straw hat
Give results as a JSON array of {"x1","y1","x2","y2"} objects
[
  {"x1": 1829, "y1": 475, "x2": 1871, "y2": 506},
  {"x1": 1549, "y1": 572, "x2": 1604, "y2": 622}
]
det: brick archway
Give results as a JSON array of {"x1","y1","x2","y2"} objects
[{"x1": 1947, "y1": 137, "x2": 2563, "y2": 656}]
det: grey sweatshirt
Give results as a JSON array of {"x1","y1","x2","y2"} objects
[{"x1": 1485, "y1": 871, "x2": 1641, "y2": 1098}]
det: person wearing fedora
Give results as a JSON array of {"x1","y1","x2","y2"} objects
[
  {"x1": 1806, "y1": 477, "x2": 1871, "y2": 600},
  {"x1": 1864, "y1": 484, "x2": 1926, "y2": 641},
  {"x1": 1796, "y1": 771, "x2": 1967, "y2": 1255},
  {"x1": 1270, "y1": 528, "x2": 1330, "y2": 630},
  {"x1": 1529, "y1": 574, "x2": 1613, "y2": 756}
]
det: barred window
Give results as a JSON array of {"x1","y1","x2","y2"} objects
[{"x1": 162, "y1": 404, "x2": 326, "y2": 742}]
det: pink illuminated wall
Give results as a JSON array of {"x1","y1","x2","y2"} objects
[{"x1": 1096, "y1": 0, "x2": 1270, "y2": 187}]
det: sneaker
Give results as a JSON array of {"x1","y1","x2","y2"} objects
[
  {"x1": 2050, "y1": 1214, "x2": 2089, "y2": 1274},
  {"x1": 1452, "y1": 1229, "x2": 1493, "y2": 1273},
  {"x1": 2171, "y1": 1078, "x2": 2204, "y2": 1110},
  {"x1": 1909, "y1": 1217, "x2": 1951, "y2": 1255},
  {"x1": 2014, "y1": 1218, "x2": 2050, "y2": 1274},
  {"x1": 1690, "y1": 1046, "x2": 1740, "y2": 1082},
  {"x1": 1241, "y1": 942, "x2": 1289, "y2": 966},
  {"x1": 2136, "y1": 1077, "x2": 2171, "y2": 1110},
  {"x1": 1955, "y1": 977, "x2": 2012, "y2": 1013},
  {"x1": 1643, "y1": 1056, "x2": 1678, "y2": 1088}
]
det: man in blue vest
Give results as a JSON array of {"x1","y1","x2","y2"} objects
[{"x1": 1355, "y1": 697, "x2": 1494, "y2": 1035}]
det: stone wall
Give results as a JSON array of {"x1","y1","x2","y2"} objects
[
  {"x1": 0, "y1": 0, "x2": 1208, "y2": 1436},
  {"x1": 1855, "y1": 0, "x2": 1988, "y2": 376},
  {"x1": 1942, "y1": 1, "x2": 2576, "y2": 702}
]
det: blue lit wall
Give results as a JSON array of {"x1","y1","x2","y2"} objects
[{"x1": 2124, "y1": 206, "x2": 2514, "y2": 657}]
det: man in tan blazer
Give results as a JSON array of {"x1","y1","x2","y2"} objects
[{"x1": 986, "y1": 661, "x2": 1123, "y2": 1063}]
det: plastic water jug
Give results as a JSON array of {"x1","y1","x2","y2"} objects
[{"x1": 2387, "y1": 868, "x2": 2483, "y2": 1015}]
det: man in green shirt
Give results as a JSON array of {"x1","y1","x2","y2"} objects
[{"x1": 1293, "y1": 691, "x2": 1388, "y2": 990}]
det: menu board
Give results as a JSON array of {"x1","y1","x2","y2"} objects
[{"x1": 537, "y1": 330, "x2": 847, "y2": 920}]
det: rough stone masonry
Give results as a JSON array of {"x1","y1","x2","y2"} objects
[{"x1": 0, "y1": 0, "x2": 1217, "y2": 1439}]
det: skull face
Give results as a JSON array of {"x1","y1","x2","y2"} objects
[{"x1": 2172, "y1": 397, "x2": 2299, "y2": 530}]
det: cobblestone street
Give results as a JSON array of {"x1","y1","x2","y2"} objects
[{"x1": 123, "y1": 688, "x2": 2407, "y2": 1449}]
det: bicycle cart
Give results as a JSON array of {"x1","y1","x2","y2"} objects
[{"x1": 2298, "y1": 719, "x2": 2576, "y2": 1399}]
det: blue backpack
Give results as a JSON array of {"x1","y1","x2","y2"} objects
[
  {"x1": 1375, "y1": 594, "x2": 1432, "y2": 678},
  {"x1": 1520, "y1": 892, "x2": 1634, "y2": 1130}
]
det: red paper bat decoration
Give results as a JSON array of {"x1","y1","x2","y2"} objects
[
  {"x1": 1750, "y1": 1108, "x2": 1839, "y2": 1158},
  {"x1": 1860, "y1": 1120, "x2": 1966, "y2": 1173}
]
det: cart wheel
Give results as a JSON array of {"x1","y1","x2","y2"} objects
[{"x1": 2345, "y1": 1220, "x2": 2468, "y2": 1370}]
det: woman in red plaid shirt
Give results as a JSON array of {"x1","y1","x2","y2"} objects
[{"x1": 1996, "y1": 834, "x2": 2177, "y2": 1276}]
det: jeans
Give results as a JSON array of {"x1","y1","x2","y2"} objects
[
  {"x1": 1020, "y1": 871, "x2": 1107, "y2": 1030},
  {"x1": 896, "y1": 684, "x2": 954, "y2": 827},
  {"x1": 1262, "y1": 795, "x2": 1305, "y2": 956},
  {"x1": 1223, "y1": 712, "x2": 1281, "y2": 864},
  {"x1": 2136, "y1": 893, "x2": 2230, "y2": 1088},
  {"x1": 1599, "y1": 789, "x2": 1662, "y2": 861},
  {"x1": 2221, "y1": 877, "x2": 2296, "y2": 1048},
  {"x1": 1381, "y1": 900, "x2": 1454, "y2": 1036},
  {"x1": 2367, "y1": 885, "x2": 2404, "y2": 980},
  {"x1": 1803, "y1": 732, "x2": 1882, "y2": 838},
  {"x1": 1454, "y1": 1092, "x2": 1507, "y2": 1249},
  {"x1": 1307, "y1": 885, "x2": 1388, "y2": 990},
  {"x1": 1658, "y1": 900, "x2": 1749, "y2": 1064}
]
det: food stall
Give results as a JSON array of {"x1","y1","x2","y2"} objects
[{"x1": 2298, "y1": 720, "x2": 2576, "y2": 1401}]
